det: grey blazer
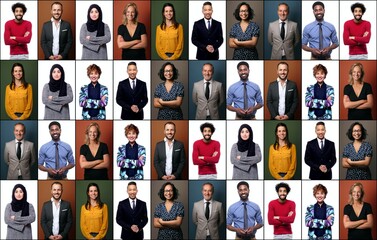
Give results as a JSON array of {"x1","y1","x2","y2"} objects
[
  {"x1": 41, "y1": 200, "x2": 73, "y2": 240},
  {"x1": 267, "y1": 80, "x2": 298, "y2": 119},
  {"x1": 268, "y1": 19, "x2": 300, "y2": 59},
  {"x1": 192, "y1": 200, "x2": 224, "y2": 240},
  {"x1": 4, "y1": 140, "x2": 36, "y2": 179},
  {"x1": 192, "y1": 80, "x2": 224, "y2": 119}
]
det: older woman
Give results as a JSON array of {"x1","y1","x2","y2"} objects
[
  {"x1": 229, "y1": 2, "x2": 259, "y2": 60},
  {"x1": 80, "y1": 4, "x2": 111, "y2": 60},
  {"x1": 230, "y1": 124, "x2": 261, "y2": 179},
  {"x1": 154, "y1": 62, "x2": 184, "y2": 120},
  {"x1": 156, "y1": 3, "x2": 183, "y2": 60},
  {"x1": 154, "y1": 182, "x2": 184, "y2": 240},
  {"x1": 5, "y1": 63, "x2": 33, "y2": 120},
  {"x1": 117, "y1": 2, "x2": 147, "y2": 60},
  {"x1": 342, "y1": 122, "x2": 372, "y2": 180},
  {"x1": 343, "y1": 182, "x2": 373, "y2": 240},
  {"x1": 117, "y1": 124, "x2": 146, "y2": 180},
  {"x1": 343, "y1": 63, "x2": 373, "y2": 120},
  {"x1": 79, "y1": 64, "x2": 108, "y2": 120},
  {"x1": 80, "y1": 183, "x2": 108, "y2": 240},
  {"x1": 42, "y1": 64, "x2": 73, "y2": 120},
  {"x1": 4, "y1": 184, "x2": 36, "y2": 239},
  {"x1": 268, "y1": 122, "x2": 297, "y2": 180},
  {"x1": 79, "y1": 122, "x2": 110, "y2": 180}
]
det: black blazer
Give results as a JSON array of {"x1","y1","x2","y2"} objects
[
  {"x1": 304, "y1": 138, "x2": 336, "y2": 180},
  {"x1": 191, "y1": 18, "x2": 223, "y2": 60},
  {"x1": 116, "y1": 78, "x2": 148, "y2": 120},
  {"x1": 116, "y1": 198, "x2": 148, "y2": 240},
  {"x1": 40, "y1": 20, "x2": 73, "y2": 59},
  {"x1": 267, "y1": 80, "x2": 298, "y2": 119},
  {"x1": 40, "y1": 200, "x2": 73, "y2": 240},
  {"x1": 154, "y1": 140, "x2": 186, "y2": 179}
]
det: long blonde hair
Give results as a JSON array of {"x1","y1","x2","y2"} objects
[
  {"x1": 348, "y1": 63, "x2": 365, "y2": 85},
  {"x1": 122, "y1": 3, "x2": 138, "y2": 25},
  {"x1": 348, "y1": 182, "x2": 364, "y2": 205},
  {"x1": 85, "y1": 122, "x2": 101, "y2": 145}
]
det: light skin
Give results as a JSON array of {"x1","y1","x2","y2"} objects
[
  {"x1": 277, "y1": 4, "x2": 289, "y2": 21},
  {"x1": 85, "y1": 8, "x2": 99, "y2": 40},
  {"x1": 127, "y1": 65, "x2": 139, "y2": 113},
  {"x1": 88, "y1": 186, "x2": 98, "y2": 206},
  {"x1": 14, "y1": 124, "x2": 25, "y2": 141},
  {"x1": 127, "y1": 184, "x2": 140, "y2": 233},
  {"x1": 342, "y1": 124, "x2": 371, "y2": 169},
  {"x1": 48, "y1": 68, "x2": 62, "y2": 100},
  {"x1": 237, "y1": 128, "x2": 251, "y2": 160},
  {"x1": 154, "y1": 65, "x2": 183, "y2": 109},
  {"x1": 154, "y1": 184, "x2": 183, "y2": 229},
  {"x1": 275, "y1": 64, "x2": 289, "y2": 120},
  {"x1": 202, "y1": 4, "x2": 215, "y2": 53},
  {"x1": 315, "y1": 124, "x2": 328, "y2": 173},
  {"x1": 162, "y1": 124, "x2": 176, "y2": 180},
  {"x1": 202, "y1": 184, "x2": 213, "y2": 201},
  {"x1": 276, "y1": 126, "x2": 287, "y2": 147},
  {"x1": 49, "y1": 4, "x2": 63, "y2": 60},
  {"x1": 229, "y1": 5, "x2": 258, "y2": 49},
  {"x1": 49, "y1": 183, "x2": 63, "y2": 239},
  {"x1": 202, "y1": 64, "x2": 213, "y2": 81},
  {"x1": 10, "y1": 188, "x2": 25, "y2": 220},
  {"x1": 88, "y1": 70, "x2": 106, "y2": 102},
  {"x1": 13, "y1": 66, "x2": 23, "y2": 83}
]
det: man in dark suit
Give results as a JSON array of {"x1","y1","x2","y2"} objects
[
  {"x1": 116, "y1": 181, "x2": 148, "y2": 240},
  {"x1": 4, "y1": 123, "x2": 36, "y2": 180},
  {"x1": 116, "y1": 62, "x2": 148, "y2": 120},
  {"x1": 40, "y1": 2, "x2": 73, "y2": 60},
  {"x1": 41, "y1": 182, "x2": 73, "y2": 240},
  {"x1": 191, "y1": 2, "x2": 224, "y2": 60},
  {"x1": 304, "y1": 121, "x2": 336, "y2": 180},
  {"x1": 267, "y1": 62, "x2": 298, "y2": 120},
  {"x1": 192, "y1": 182, "x2": 224, "y2": 240},
  {"x1": 154, "y1": 122, "x2": 186, "y2": 180}
]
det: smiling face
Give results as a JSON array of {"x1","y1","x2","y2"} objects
[
  {"x1": 238, "y1": 184, "x2": 249, "y2": 201},
  {"x1": 353, "y1": 7, "x2": 363, "y2": 22},
  {"x1": 352, "y1": 66, "x2": 362, "y2": 82},
  {"x1": 14, "y1": 124, "x2": 25, "y2": 141},
  {"x1": 163, "y1": 184, "x2": 174, "y2": 200},
  {"x1": 126, "y1": 6, "x2": 136, "y2": 22},
  {"x1": 278, "y1": 187, "x2": 288, "y2": 201},
  {"x1": 352, "y1": 185, "x2": 362, "y2": 203},
  {"x1": 127, "y1": 64, "x2": 138, "y2": 79},
  {"x1": 14, "y1": 7, "x2": 24, "y2": 22},
  {"x1": 89, "y1": 70, "x2": 99, "y2": 84},
  {"x1": 52, "y1": 68, "x2": 62, "y2": 81},
  {"x1": 51, "y1": 183, "x2": 62, "y2": 201},
  {"x1": 13, "y1": 66, "x2": 23, "y2": 81},
  {"x1": 88, "y1": 125, "x2": 98, "y2": 142},
  {"x1": 49, "y1": 124, "x2": 61, "y2": 141},
  {"x1": 238, "y1": 64, "x2": 249, "y2": 81},
  {"x1": 164, "y1": 123, "x2": 175, "y2": 141},
  {"x1": 277, "y1": 4, "x2": 289, "y2": 21},
  {"x1": 277, "y1": 63, "x2": 288, "y2": 81},
  {"x1": 202, "y1": 4, "x2": 213, "y2": 20},
  {"x1": 239, "y1": 4, "x2": 249, "y2": 21},
  {"x1": 88, "y1": 186, "x2": 98, "y2": 201},
  {"x1": 202, "y1": 184, "x2": 213, "y2": 201},
  {"x1": 313, "y1": 4, "x2": 325, "y2": 21},
  {"x1": 315, "y1": 190, "x2": 326, "y2": 204},
  {"x1": 127, "y1": 184, "x2": 138, "y2": 200},
  {"x1": 315, "y1": 70, "x2": 326, "y2": 84},
  {"x1": 51, "y1": 3, "x2": 62, "y2": 21},
  {"x1": 163, "y1": 6, "x2": 174, "y2": 21},
  {"x1": 163, "y1": 64, "x2": 174, "y2": 81},
  {"x1": 90, "y1": 7, "x2": 99, "y2": 21},
  {"x1": 276, "y1": 126, "x2": 287, "y2": 141},
  {"x1": 352, "y1": 124, "x2": 362, "y2": 141},
  {"x1": 126, "y1": 130, "x2": 138, "y2": 144},
  {"x1": 202, "y1": 127, "x2": 213, "y2": 141},
  {"x1": 315, "y1": 124, "x2": 326, "y2": 140},
  {"x1": 202, "y1": 64, "x2": 213, "y2": 81},
  {"x1": 240, "y1": 127, "x2": 250, "y2": 141},
  {"x1": 14, "y1": 187, "x2": 24, "y2": 201}
]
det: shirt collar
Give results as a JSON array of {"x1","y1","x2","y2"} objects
[
  {"x1": 50, "y1": 18, "x2": 62, "y2": 24},
  {"x1": 164, "y1": 137, "x2": 175, "y2": 143},
  {"x1": 15, "y1": 139, "x2": 24, "y2": 144},
  {"x1": 203, "y1": 79, "x2": 213, "y2": 84},
  {"x1": 50, "y1": 197, "x2": 62, "y2": 203}
]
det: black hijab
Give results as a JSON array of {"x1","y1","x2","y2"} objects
[
  {"x1": 11, "y1": 184, "x2": 29, "y2": 216},
  {"x1": 237, "y1": 124, "x2": 256, "y2": 156},
  {"x1": 48, "y1": 64, "x2": 67, "y2": 97},
  {"x1": 86, "y1": 4, "x2": 105, "y2": 37}
]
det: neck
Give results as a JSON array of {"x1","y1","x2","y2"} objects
[
  {"x1": 90, "y1": 199, "x2": 97, "y2": 206},
  {"x1": 53, "y1": 198, "x2": 61, "y2": 204},
  {"x1": 278, "y1": 199, "x2": 286, "y2": 203},
  {"x1": 279, "y1": 139, "x2": 286, "y2": 146}
]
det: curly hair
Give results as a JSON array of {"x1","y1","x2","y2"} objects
[
  {"x1": 275, "y1": 182, "x2": 291, "y2": 194},
  {"x1": 158, "y1": 182, "x2": 179, "y2": 201},
  {"x1": 158, "y1": 62, "x2": 179, "y2": 81},
  {"x1": 346, "y1": 122, "x2": 367, "y2": 141},
  {"x1": 233, "y1": 2, "x2": 254, "y2": 21}
]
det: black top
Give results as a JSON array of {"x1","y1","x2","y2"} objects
[
  {"x1": 80, "y1": 142, "x2": 109, "y2": 180},
  {"x1": 344, "y1": 202, "x2": 373, "y2": 240},
  {"x1": 117, "y1": 23, "x2": 146, "y2": 60},
  {"x1": 344, "y1": 82, "x2": 373, "y2": 120}
]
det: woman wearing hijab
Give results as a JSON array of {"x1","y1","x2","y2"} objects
[
  {"x1": 42, "y1": 64, "x2": 73, "y2": 120},
  {"x1": 80, "y1": 4, "x2": 111, "y2": 60},
  {"x1": 230, "y1": 124, "x2": 262, "y2": 179},
  {"x1": 4, "y1": 184, "x2": 36, "y2": 239}
]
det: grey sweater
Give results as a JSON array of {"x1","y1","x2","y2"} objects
[
  {"x1": 42, "y1": 83, "x2": 73, "y2": 120},
  {"x1": 4, "y1": 203, "x2": 36, "y2": 239}
]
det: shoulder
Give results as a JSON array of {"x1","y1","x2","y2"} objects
[
  {"x1": 61, "y1": 20, "x2": 72, "y2": 27},
  {"x1": 60, "y1": 141, "x2": 73, "y2": 149},
  {"x1": 42, "y1": 21, "x2": 51, "y2": 27},
  {"x1": 175, "y1": 140, "x2": 184, "y2": 146},
  {"x1": 249, "y1": 201, "x2": 261, "y2": 209},
  {"x1": 287, "y1": 80, "x2": 297, "y2": 87},
  {"x1": 323, "y1": 21, "x2": 336, "y2": 29}
]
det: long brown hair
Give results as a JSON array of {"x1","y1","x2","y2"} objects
[
  {"x1": 85, "y1": 182, "x2": 104, "y2": 210},
  {"x1": 273, "y1": 122, "x2": 292, "y2": 150},
  {"x1": 160, "y1": 3, "x2": 179, "y2": 30},
  {"x1": 10, "y1": 63, "x2": 28, "y2": 90}
]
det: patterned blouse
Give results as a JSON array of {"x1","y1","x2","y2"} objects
[
  {"x1": 342, "y1": 141, "x2": 372, "y2": 180},
  {"x1": 305, "y1": 203, "x2": 334, "y2": 240},
  {"x1": 79, "y1": 83, "x2": 108, "y2": 120},
  {"x1": 229, "y1": 21, "x2": 260, "y2": 60},
  {"x1": 117, "y1": 143, "x2": 146, "y2": 180},
  {"x1": 154, "y1": 81, "x2": 184, "y2": 120}
]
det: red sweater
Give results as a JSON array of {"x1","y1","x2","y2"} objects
[
  {"x1": 268, "y1": 199, "x2": 296, "y2": 235},
  {"x1": 192, "y1": 139, "x2": 220, "y2": 175},
  {"x1": 343, "y1": 19, "x2": 371, "y2": 55},
  {"x1": 4, "y1": 20, "x2": 32, "y2": 55}
]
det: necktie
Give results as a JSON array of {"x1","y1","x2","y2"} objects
[
  {"x1": 280, "y1": 22, "x2": 285, "y2": 40},
  {"x1": 243, "y1": 202, "x2": 248, "y2": 229},
  {"x1": 132, "y1": 200, "x2": 136, "y2": 209},
  {"x1": 321, "y1": 140, "x2": 324, "y2": 150},
  {"x1": 54, "y1": 143, "x2": 59, "y2": 169},
  {"x1": 132, "y1": 80, "x2": 135, "y2": 90},
  {"x1": 205, "y1": 202, "x2": 210, "y2": 220},
  {"x1": 207, "y1": 20, "x2": 211, "y2": 30},
  {"x1": 243, "y1": 83, "x2": 248, "y2": 110},
  {"x1": 205, "y1": 82, "x2": 210, "y2": 100},
  {"x1": 318, "y1": 23, "x2": 323, "y2": 50},
  {"x1": 17, "y1": 142, "x2": 22, "y2": 160}
]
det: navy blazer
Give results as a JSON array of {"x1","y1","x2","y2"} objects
[
  {"x1": 116, "y1": 198, "x2": 148, "y2": 240},
  {"x1": 192, "y1": 18, "x2": 223, "y2": 60},
  {"x1": 40, "y1": 20, "x2": 73, "y2": 59}
]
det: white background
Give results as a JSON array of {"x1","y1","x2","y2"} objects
[
  {"x1": 1, "y1": 180, "x2": 38, "y2": 240},
  {"x1": 226, "y1": 120, "x2": 264, "y2": 180},
  {"x1": 75, "y1": 60, "x2": 114, "y2": 119},
  {"x1": 188, "y1": 120, "x2": 226, "y2": 179},
  {"x1": 0, "y1": 1, "x2": 38, "y2": 59},
  {"x1": 38, "y1": 61, "x2": 76, "y2": 120},
  {"x1": 226, "y1": 60, "x2": 264, "y2": 120},
  {"x1": 75, "y1": 1, "x2": 113, "y2": 60},
  {"x1": 301, "y1": 60, "x2": 339, "y2": 120},
  {"x1": 188, "y1": 1, "x2": 226, "y2": 60}
]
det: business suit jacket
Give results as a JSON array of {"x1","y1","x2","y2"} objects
[
  {"x1": 192, "y1": 200, "x2": 224, "y2": 240},
  {"x1": 304, "y1": 138, "x2": 336, "y2": 180},
  {"x1": 40, "y1": 20, "x2": 73, "y2": 59},
  {"x1": 40, "y1": 199, "x2": 73, "y2": 240},
  {"x1": 116, "y1": 198, "x2": 148, "y2": 240},
  {"x1": 154, "y1": 140, "x2": 186, "y2": 179},
  {"x1": 267, "y1": 80, "x2": 298, "y2": 119},
  {"x1": 116, "y1": 78, "x2": 148, "y2": 120},
  {"x1": 268, "y1": 19, "x2": 300, "y2": 59},
  {"x1": 4, "y1": 140, "x2": 36, "y2": 180},
  {"x1": 192, "y1": 80, "x2": 224, "y2": 119},
  {"x1": 192, "y1": 18, "x2": 224, "y2": 60}
]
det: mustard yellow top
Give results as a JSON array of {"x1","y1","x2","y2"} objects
[
  {"x1": 268, "y1": 144, "x2": 297, "y2": 180},
  {"x1": 5, "y1": 83, "x2": 33, "y2": 120},
  {"x1": 156, "y1": 24, "x2": 184, "y2": 60},
  {"x1": 80, "y1": 204, "x2": 108, "y2": 240}
]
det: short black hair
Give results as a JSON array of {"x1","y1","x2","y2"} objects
[
  {"x1": 346, "y1": 122, "x2": 367, "y2": 141},
  {"x1": 12, "y1": 2, "x2": 27, "y2": 13},
  {"x1": 316, "y1": 121, "x2": 325, "y2": 127},
  {"x1": 128, "y1": 181, "x2": 137, "y2": 187},
  {"x1": 312, "y1": 1, "x2": 324, "y2": 10},
  {"x1": 233, "y1": 2, "x2": 254, "y2": 21},
  {"x1": 49, "y1": 121, "x2": 61, "y2": 130},
  {"x1": 275, "y1": 182, "x2": 291, "y2": 193},
  {"x1": 351, "y1": 2, "x2": 366, "y2": 13},
  {"x1": 237, "y1": 181, "x2": 249, "y2": 190},
  {"x1": 158, "y1": 182, "x2": 179, "y2": 201},
  {"x1": 200, "y1": 122, "x2": 215, "y2": 133},
  {"x1": 128, "y1": 61, "x2": 137, "y2": 67},
  {"x1": 158, "y1": 62, "x2": 179, "y2": 81},
  {"x1": 203, "y1": 2, "x2": 212, "y2": 7},
  {"x1": 237, "y1": 61, "x2": 249, "y2": 70}
]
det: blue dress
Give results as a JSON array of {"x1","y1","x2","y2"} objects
[
  {"x1": 154, "y1": 81, "x2": 184, "y2": 120},
  {"x1": 154, "y1": 201, "x2": 184, "y2": 240},
  {"x1": 342, "y1": 141, "x2": 372, "y2": 180},
  {"x1": 229, "y1": 22, "x2": 260, "y2": 60}
]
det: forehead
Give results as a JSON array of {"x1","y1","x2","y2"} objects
[
  {"x1": 238, "y1": 65, "x2": 249, "y2": 71},
  {"x1": 165, "y1": 124, "x2": 175, "y2": 130},
  {"x1": 278, "y1": 4, "x2": 288, "y2": 11},
  {"x1": 52, "y1": 4, "x2": 62, "y2": 10},
  {"x1": 203, "y1": 4, "x2": 212, "y2": 10},
  {"x1": 316, "y1": 124, "x2": 325, "y2": 130},
  {"x1": 240, "y1": 4, "x2": 248, "y2": 10},
  {"x1": 277, "y1": 126, "x2": 286, "y2": 131},
  {"x1": 49, "y1": 124, "x2": 60, "y2": 130},
  {"x1": 89, "y1": 186, "x2": 98, "y2": 191},
  {"x1": 202, "y1": 184, "x2": 213, "y2": 190},
  {"x1": 353, "y1": 124, "x2": 361, "y2": 129},
  {"x1": 238, "y1": 184, "x2": 249, "y2": 190},
  {"x1": 164, "y1": 64, "x2": 173, "y2": 69},
  {"x1": 127, "y1": 184, "x2": 137, "y2": 190},
  {"x1": 15, "y1": 7, "x2": 24, "y2": 12},
  {"x1": 278, "y1": 64, "x2": 288, "y2": 69},
  {"x1": 14, "y1": 124, "x2": 25, "y2": 130},
  {"x1": 278, "y1": 187, "x2": 287, "y2": 191},
  {"x1": 203, "y1": 64, "x2": 213, "y2": 71},
  {"x1": 164, "y1": 6, "x2": 173, "y2": 11},
  {"x1": 313, "y1": 5, "x2": 324, "y2": 11},
  {"x1": 353, "y1": 7, "x2": 363, "y2": 12},
  {"x1": 52, "y1": 183, "x2": 62, "y2": 189},
  {"x1": 164, "y1": 184, "x2": 173, "y2": 189}
]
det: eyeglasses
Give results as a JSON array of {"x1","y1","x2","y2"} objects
[
  {"x1": 164, "y1": 190, "x2": 173, "y2": 193},
  {"x1": 164, "y1": 70, "x2": 173, "y2": 73},
  {"x1": 352, "y1": 130, "x2": 362, "y2": 133},
  {"x1": 240, "y1": 10, "x2": 249, "y2": 13}
]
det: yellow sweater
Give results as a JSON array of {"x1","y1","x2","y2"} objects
[
  {"x1": 156, "y1": 24, "x2": 184, "y2": 60},
  {"x1": 268, "y1": 144, "x2": 297, "y2": 180},
  {"x1": 5, "y1": 84, "x2": 33, "y2": 120},
  {"x1": 80, "y1": 204, "x2": 108, "y2": 240}
]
